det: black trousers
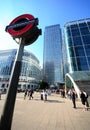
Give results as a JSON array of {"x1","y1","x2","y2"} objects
[{"x1": 72, "y1": 99, "x2": 76, "y2": 108}]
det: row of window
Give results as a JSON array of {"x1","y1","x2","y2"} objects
[
  {"x1": 66, "y1": 22, "x2": 90, "y2": 29},
  {"x1": 66, "y1": 26, "x2": 90, "y2": 37},
  {"x1": 70, "y1": 57, "x2": 90, "y2": 71},
  {"x1": 68, "y1": 45, "x2": 90, "y2": 57},
  {"x1": 0, "y1": 50, "x2": 40, "y2": 82},
  {"x1": 0, "y1": 61, "x2": 40, "y2": 79},
  {"x1": 67, "y1": 34, "x2": 90, "y2": 46},
  {"x1": 23, "y1": 51, "x2": 39, "y2": 64}
]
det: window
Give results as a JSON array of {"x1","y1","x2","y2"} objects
[
  {"x1": 73, "y1": 36, "x2": 82, "y2": 46},
  {"x1": 87, "y1": 57, "x2": 90, "y2": 66},
  {"x1": 80, "y1": 27, "x2": 90, "y2": 35},
  {"x1": 70, "y1": 58, "x2": 77, "y2": 71},
  {"x1": 79, "y1": 23, "x2": 87, "y2": 28},
  {"x1": 66, "y1": 28, "x2": 71, "y2": 37},
  {"x1": 74, "y1": 46, "x2": 85, "y2": 57},
  {"x1": 85, "y1": 45, "x2": 90, "y2": 56},
  {"x1": 77, "y1": 57, "x2": 88, "y2": 70},
  {"x1": 82, "y1": 35, "x2": 90, "y2": 45},
  {"x1": 67, "y1": 37, "x2": 73, "y2": 46},
  {"x1": 71, "y1": 28, "x2": 80, "y2": 37},
  {"x1": 69, "y1": 47, "x2": 75, "y2": 57},
  {"x1": 71, "y1": 24, "x2": 78, "y2": 29}
]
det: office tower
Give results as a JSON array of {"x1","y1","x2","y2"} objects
[
  {"x1": 0, "y1": 49, "x2": 41, "y2": 90},
  {"x1": 43, "y1": 24, "x2": 63, "y2": 86},
  {"x1": 64, "y1": 18, "x2": 90, "y2": 73}
]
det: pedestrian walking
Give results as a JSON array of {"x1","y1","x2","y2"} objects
[
  {"x1": 24, "y1": 89, "x2": 27, "y2": 100},
  {"x1": 80, "y1": 90, "x2": 89, "y2": 110},
  {"x1": 42, "y1": 90, "x2": 47, "y2": 101},
  {"x1": 71, "y1": 89, "x2": 77, "y2": 108},
  {"x1": 41, "y1": 91, "x2": 43, "y2": 100},
  {"x1": 0, "y1": 89, "x2": 2, "y2": 100},
  {"x1": 29, "y1": 89, "x2": 34, "y2": 100},
  {"x1": 67, "y1": 89, "x2": 72, "y2": 100}
]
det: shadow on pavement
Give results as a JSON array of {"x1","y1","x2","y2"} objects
[{"x1": 47, "y1": 99, "x2": 65, "y2": 103}]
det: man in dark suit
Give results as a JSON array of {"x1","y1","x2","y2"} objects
[{"x1": 71, "y1": 89, "x2": 77, "y2": 108}]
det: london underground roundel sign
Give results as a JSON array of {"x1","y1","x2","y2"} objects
[
  {"x1": 5, "y1": 14, "x2": 41, "y2": 45},
  {"x1": 6, "y1": 14, "x2": 36, "y2": 38}
]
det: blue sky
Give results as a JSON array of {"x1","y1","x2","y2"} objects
[{"x1": 0, "y1": 0, "x2": 90, "y2": 67}]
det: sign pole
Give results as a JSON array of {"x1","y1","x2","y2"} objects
[
  {"x1": 0, "y1": 38, "x2": 24, "y2": 130},
  {"x1": 0, "y1": 13, "x2": 41, "y2": 130}
]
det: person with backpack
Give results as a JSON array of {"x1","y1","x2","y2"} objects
[
  {"x1": 80, "y1": 90, "x2": 89, "y2": 110},
  {"x1": 83, "y1": 91, "x2": 89, "y2": 110}
]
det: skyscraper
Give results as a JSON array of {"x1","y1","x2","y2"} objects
[
  {"x1": 43, "y1": 24, "x2": 63, "y2": 86},
  {"x1": 64, "y1": 18, "x2": 90, "y2": 73}
]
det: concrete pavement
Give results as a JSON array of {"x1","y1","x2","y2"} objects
[{"x1": 0, "y1": 92, "x2": 90, "y2": 130}]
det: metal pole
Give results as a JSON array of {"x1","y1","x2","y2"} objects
[{"x1": 0, "y1": 38, "x2": 24, "y2": 130}]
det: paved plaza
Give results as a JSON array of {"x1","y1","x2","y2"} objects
[{"x1": 0, "y1": 92, "x2": 90, "y2": 130}]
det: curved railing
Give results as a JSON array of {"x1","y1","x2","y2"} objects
[{"x1": 65, "y1": 73, "x2": 81, "y2": 99}]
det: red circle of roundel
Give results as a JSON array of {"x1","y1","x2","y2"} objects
[{"x1": 8, "y1": 14, "x2": 35, "y2": 37}]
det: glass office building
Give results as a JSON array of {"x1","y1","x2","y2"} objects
[
  {"x1": 43, "y1": 24, "x2": 63, "y2": 86},
  {"x1": 64, "y1": 18, "x2": 90, "y2": 73},
  {"x1": 0, "y1": 49, "x2": 41, "y2": 90}
]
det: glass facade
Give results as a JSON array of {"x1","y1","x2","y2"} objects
[
  {"x1": 0, "y1": 49, "x2": 41, "y2": 90},
  {"x1": 43, "y1": 24, "x2": 63, "y2": 85},
  {"x1": 64, "y1": 18, "x2": 90, "y2": 72}
]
